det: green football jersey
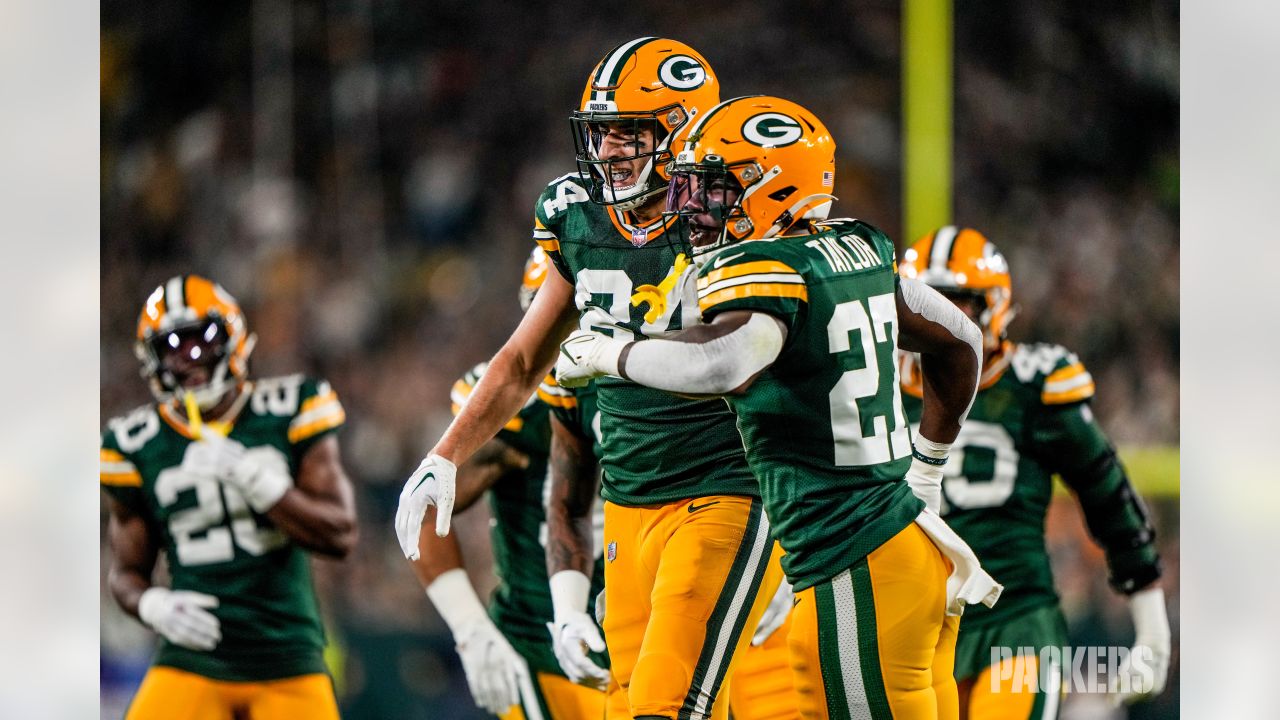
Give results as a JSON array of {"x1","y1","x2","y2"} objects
[
  {"x1": 900, "y1": 341, "x2": 1160, "y2": 627},
  {"x1": 452, "y1": 364, "x2": 605, "y2": 676},
  {"x1": 533, "y1": 173, "x2": 756, "y2": 506},
  {"x1": 696, "y1": 219, "x2": 923, "y2": 592},
  {"x1": 99, "y1": 375, "x2": 344, "y2": 681}
]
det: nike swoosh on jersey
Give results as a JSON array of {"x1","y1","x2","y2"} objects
[
  {"x1": 688, "y1": 500, "x2": 721, "y2": 513},
  {"x1": 713, "y1": 252, "x2": 746, "y2": 269}
]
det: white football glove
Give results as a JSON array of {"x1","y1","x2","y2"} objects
[
  {"x1": 182, "y1": 435, "x2": 292, "y2": 513},
  {"x1": 456, "y1": 619, "x2": 530, "y2": 714},
  {"x1": 548, "y1": 570, "x2": 610, "y2": 689},
  {"x1": 395, "y1": 453, "x2": 457, "y2": 558},
  {"x1": 752, "y1": 579, "x2": 794, "y2": 646},
  {"x1": 138, "y1": 587, "x2": 221, "y2": 651},
  {"x1": 426, "y1": 569, "x2": 529, "y2": 714},
  {"x1": 556, "y1": 330, "x2": 627, "y2": 389},
  {"x1": 1109, "y1": 586, "x2": 1171, "y2": 705}
]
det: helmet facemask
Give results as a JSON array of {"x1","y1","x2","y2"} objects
[
  {"x1": 571, "y1": 107, "x2": 683, "y2": 211},
  {"x1": 137, "y1": 315, "x2": 249, "y2": 411},
  {"x1": 664, "y1": 157, "x2": 755, "y2": 262}
]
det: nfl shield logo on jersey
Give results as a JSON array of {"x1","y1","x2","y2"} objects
[
  {"x1": 630, "y1": 226, "x2": 649, "y2": 247},
  {"x1": 607, "y1": 541, "x2": 617, "y2": 562}
]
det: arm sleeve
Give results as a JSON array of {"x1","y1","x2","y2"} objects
[
  {"x1": 622, "y1": 313, "x2": 785, "y2": 395},
  {"x1": 1032, "y1": 401, "x2": 1162, "y2": 594}
]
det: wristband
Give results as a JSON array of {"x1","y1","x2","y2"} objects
[
  {"x1": 549, "y1": 570, "x2": 592, "y2": 623},
  {"x1": 911, "y1": 448, "x2": 948, "y2": 466},
  {"x1": 426, "y1": 568, "x2": 490, "y2": 637}
]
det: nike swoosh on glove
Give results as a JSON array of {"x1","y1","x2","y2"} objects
[{"x1": 395, "y1": 453, "x2": 457, "y2": 558}]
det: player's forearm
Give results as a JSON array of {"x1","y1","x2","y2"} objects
[
  {"x1": 615, "y1": 312, "x2": 784, "y2": 395},
  {"x1": 433, "y1": 344, "x2": 555, "y2": 464},
  {"x1": 545, "y1": 423, "x2": 599, "y2": 577},
  {"x1": 411, "y1": 508, "x2": 467, "y2": 587},
  {"x1": 1063, "y1": 449, "x2": 1162, "y2": 593},
  {"x1": 108, "y1": 566, "x2": 152, "y2": 619},
  {"x1": 266, "y1": 489, "x2": 358, "y2": 558},
  {"x1": 917, "y1": 350, "x2": 981, "y2": 443},
  {"x1": 898, "y1": 278, "x2": 982, "y2": 443}
]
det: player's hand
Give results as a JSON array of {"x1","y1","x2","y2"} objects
[
  {"x1": 455, "y1": 617, "x2": 530, "y2": 715},
  {"x1": 395, "y1": 453, "x2": 457, "y2": 558},
  {"x1": 905, "y1": 456, "x2": 945, "y2": 514},
  {"x1": 547, "y1": 612, "x2": 610, "y2": 690},
  {"x1": 197, "y1": 435, "x2": 292, "y2": 513},
  {"x1": 1109, "y1": 586, "x2": 1171, "y2": 705},
  {"x1": 138, "y1": 587, "x2": 221, "y2": 651},
  {"x1": 752, "y1": 579, "x2": 794, "y2": 646},
  {"x1": 556, "y1": 330, "x2": 625, "y2": 388}
]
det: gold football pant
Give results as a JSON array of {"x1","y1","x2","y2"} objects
[
  {"x1": 498, "y1": 670, "x2": 606, "y2": 720},
  {"x1": 602, "y1": 496, "x2": 784, "y2": 720},
  {"x1": 788, "y1": 522, "x2": 959, "y2": 720},
  {"x1": 125, "y1": 666, "x2": 339, "y2": 720},
  {"x1": 959, "y1": 655, "x2": 1061, "y2": 720},
  {"x1": 728, "y1": 609, "x2": 802, "y2": 720}
]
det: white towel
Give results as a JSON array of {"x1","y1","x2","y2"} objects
[{"x1": 914, "y1": 509, "x2": 1004, "y2": 616}]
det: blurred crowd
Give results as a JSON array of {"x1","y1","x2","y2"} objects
[{"x1": 99, "y1": 0, "x2": 1178, "y2": 717}]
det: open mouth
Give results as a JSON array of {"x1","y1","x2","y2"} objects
[
  {"x1": 687, "y1": 219, "x2": 721, "y2": 247},
  {"x1": 609, "y1": 168, "x2": 637, "y2": 190}
]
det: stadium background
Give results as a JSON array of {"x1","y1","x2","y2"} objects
[{"x1": 98, "y1": 1, "x2": 1179, "y2": 717}]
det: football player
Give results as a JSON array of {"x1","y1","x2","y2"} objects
[
  {"x1": 898, "y1": 227, "x2": 1169, "y2": 718},
  {"x1": 410, "y1": 247, "x2": 607, "y2": 719},
  {"x1": 101, "y1": 275, "x2": 356, "y2": 719},
  {"x1": 554, "y1": 95, "x2": 1003, "y2": 720},
  {"x1": 396, "y1": 39, "x2": 794, "y2": 720}
]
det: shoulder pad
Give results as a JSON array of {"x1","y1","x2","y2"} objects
[
  {"x1": 697, "y1": 245, "x2": 807, "y2": 308},
  {"x1": 1010, "y1": 343, "x2": 1095, "y2": 404},
  {"x1": 536, "y1": 173, "x2": 591, "y2": 227},
  {"x1": 248, "y1": 374, "x2": 345, "y2": 443},
  {"x1": 102, "y1": 405, "x2": 160, "y2": 484}
]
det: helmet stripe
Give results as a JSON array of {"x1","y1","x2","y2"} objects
[
  {"x1": 165, "y1": 275, "x2": 186, "y2": 315},
  {"x1": 928, "y1": 225, "x2": 959, "y2": 272},
  {"x1": 593, "y1": 36, "x2": 658, "y2": 103}
]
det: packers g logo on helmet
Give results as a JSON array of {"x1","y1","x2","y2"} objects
[
  {"x1": 741, "y1": 112, "x2": 804, "y2": 147},
  {"x1": 658, "y1": 55, "x2": 706, "y2": 90}
]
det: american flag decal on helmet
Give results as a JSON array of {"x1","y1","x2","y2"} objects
[{"x1": 822, "y1": 171, "x2": 834, "y2": 187}]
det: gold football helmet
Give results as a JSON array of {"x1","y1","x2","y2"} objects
[
  {"x1": 572, "y1": 37, "x2": 721, "y2": 210},
  {"x1": 135, "y1": 274, "x2": 256, "y2": 409},
  {"x1": 900, "y1": 226, "x2": 1015, "y2": 352},
  {"x1": 664, "y1": 95, "x2": 836, "y2": 257}
]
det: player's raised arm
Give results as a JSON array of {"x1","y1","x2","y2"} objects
[
  {"x1": 395, "y1": 267, "x2": 578, "y2": 556},
  {"x1": 895, "y1": 276, "x2": 983, "y2": 512}
]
